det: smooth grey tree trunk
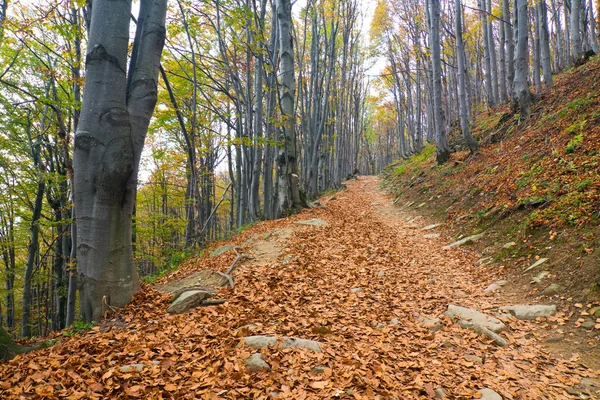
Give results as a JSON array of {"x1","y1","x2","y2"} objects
[
  {"x1": 571, "y1": 0, "x2": 582, "y2": 61},
  {"x1": 499, "y1": 12, "x2": 508, "y2": 103},
  {"x1": 488, "y1": 0, "x2": 500, "y2": 105},
  {"x1": 275, "y1": 0, "x2": 301, "y2": 216},
  {"x1": 73, "y1": 0, "x2": 167, "y2": 322},
  {"x1": 456, "y1": 0, "x2": 478, "y2": 153},
  {"x1": 513, "y1": 0, "x2": 534, "y2": 117},
  {"x1": 538, "y1": 1, "x2": 553, "y2": 87},
  {"x1": 503, "y1": 0, "x2": 515, "y2": 93},
  {"x1": 532, "y1": 11, "x2": 543, "y2": 94},
  {"x1": 588, "y1": 0, "x2": 599, "y2": 52},
  {"x1": 429, "y1": 0, "x2": 450, "y2": 164},
  {"x1": 480, "y1": 0, "x2": 494, "y2": 107}
]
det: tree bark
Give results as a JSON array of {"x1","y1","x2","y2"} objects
[
  {"x1": 571, "y1": 0, "x2": 582, "y2": 61},
  {"x1": 73, "y1": 0, "x2": 167, "y2": 322},
  {"x1": 513, "y1": 0, "x2": 534, "y2": 117},
  {"x1": 538, "y1": 1, "x2": 553, "y2": 87}
]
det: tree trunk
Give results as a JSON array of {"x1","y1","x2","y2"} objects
[
  {"x1": 571, "y1": 0, "x2": 582, "y2": 61},
  {"x1": 73, "y1": 0, "x2": 167, "y2": 323},
  {"x1": 488, "y1": 0, "x2": 500, "y2": 105},
  {"x1": 429, "y1": 0, "x2": 450, "y2": 164},
  {"x1": 532, "y1": 10, "x2": 543, "y2": 94},
  {"x1": 538, "y1": 1, "x2": 553, "y2": 87},
  {"x1": 480, "y1": 0, "x2": 494, "y2": 107},
  {"x1": 513, "y1": 0, "x2": 534, "y2": 117},
  {"x1": 275, "y1": 0, "x2": 301, "y2": 216},
  {"x1": 503, "y1": 0, "x2": 515, "y2": 93},
  {"x1": 456, "y1": 0, "x2": 478, "y2": 153}
]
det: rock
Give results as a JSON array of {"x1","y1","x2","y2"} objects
[
  {"x1": 242, "y1": 336, "x2": 278, "y2": 349},
  {"x1": 377, "y1": 270, "x2": 385, "y2": 277},
  {"x1": 434, "y1": 387, "x2": 447, "y2": 398},
  {"x1": 443, "y1": 233, "x2": 484, "y2": 249},
  {"x1": 167, "y1": 289, "x2": 213, "y2": 314},
  {"x1": 496, "y1": 280, "x2": 508, "y2": 286},
  {"x1": 281, "y1": 255, "x2": 294, "y2": 266},
  {"x1": 531, "y1": 271, "x2": 550, "y2": 284},
  {"x1": 540, "y1": 283, "x2": 562, "y2": 296},
  {"x1": 119, "y1": 363, "x2": 146, "y2": 373},
  {"x1": 312, "y1": 366, "x2": 326, "y2": 374},
  {"x1": 294, "y1": 218, "x2": 329, "y2": 227},
  {"x1": 282, "y1": 337, "x2": 322, "y2": 352},
  {"x1": 581, "y1": 320, "x2": 595, "y2": 330},
  {"x1": 419, "y1": 316, "x2": 442, "y2": 331},
  {"x1": 426, "y1": 278, "x2": 437, "y2": 285},
  {"x1": 499, "y1": 305, "x2": 557, "y2": 320},
  {"x1": 417, "y1": 203, "x2": 426, "y2": 208},
  {"x1": 523, "y1": 257, "x2": 549, "y2": 273},
  {"x1": 476, "y1": 257, "x2": 493, "y2": 266},
  {"x1": 502, "y1": 242, "x2": 516, "y2": 249},
  {"x1": 591, "y1": 307, "x2": 600, "y2": 318},
  {"x1": 484, "y1": 283, "x2": 502, "y2": 293},
  {"x1": 350, "y1": 287, "x2": 364, "y2": 293},
  {"x1": 464, "y1": 354, "x2": 483, "y2": 364},
  {"x1": 246, "y1": 353, "x2": 271, "y2": 373},
  {"x1": 472, "y1": 325, "x2": 507, "y2": 346},
  {"x1": 210, "y1": 244, "x2": 235, "y2": 258},
  {"x1": 423, "y1": 223, "x2": 442, "y2": 230},
  {"x1": 424, "y1": 233, "x2": 441, "y2": 239},
  {"x1": 375, "y1": 322, "x2": 386, "y2": 329},
  {"x1": 445, "y1": 305, "x2": 506, "y2": 333},
  {"x1": 476, "y1": 388, "x2": 502, "y2": 399},
  {"x1": 390, "y1": 318, "x2": 400, "y2": 326}
]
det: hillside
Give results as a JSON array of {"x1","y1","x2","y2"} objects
[{"x1": 383, "y1": 57, "x2": 600, "y2": 366}]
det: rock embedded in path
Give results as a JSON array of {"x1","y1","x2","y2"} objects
[
  {"x1": 242, "y1": 336, "x2": 278, "y2": 349},
  {"x1": 434, "y1": 387, "x2": 447, "y2": 398},
  {"x1": 484, "y1": 283, "x2": 502, "y2": 293},
  {"x1": 476, "y1": 388, "x2": 502, "y2": 399},
  {"x1": 282, "y1": 338, "x2": 322, "y2": 352},
  {"x1": 499, "y1": 305, "x2": 557, "y2": 320},
  {"x1": 246, "y1": 353, "x2": 271, "y2": 373},
  {"x1": 377, "y1": 270, "x2": 385, "y2": 277},
  {"x1": 531, "y1": 270, "x2": 550, "y2": 284},
  {"x1": 417, "y1": 316, "x2": 443, "y2": 331},
  {"x1": 424, "y1": 233, "x2": 441, "y2": 239},
  {"x1": 442, "y1": 233, "x2": 484, "y2": 249},
  {"x1": 210, "y1": 244, "x2": 235, "y2": 258},
  {"x1": 523, "y1": 257, "x2": 549, "y2": 273},
  {"x1": 423, "y1": 223, "x2": 442, "y2": 230},
  {"x1": 294, "y1": 218, "x2": 329, "y2": 227},
  {"x1": 581, "y1": 321, "x2": 595, "y2": 330},
  {"x1": 167, "y1": 289, "x2": 213, "y2": 314},
  {"x1": 350, "y1": 287, "x2": 364, "y2": 293},
  {"x1": 541, "y1": 283, "x2": 563, "y2": 296},
  {"x1": 445, "y1": 305, "x2": 506, "y2": 333}
]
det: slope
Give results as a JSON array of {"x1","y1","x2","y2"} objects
[{"x1": 0, "y1": 177, "x2": 597, "y2": 398}]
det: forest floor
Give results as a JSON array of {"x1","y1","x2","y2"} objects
[{"x1": 1, "y1": 176, "x2": 599, "y2": 399}]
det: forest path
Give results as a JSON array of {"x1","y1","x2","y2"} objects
[{"x1": 2, "y1": 177, "x2": 598, "y2": 399}]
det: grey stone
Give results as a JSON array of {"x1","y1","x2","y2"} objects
[
  {"x1": 243, "y1": 336, "x2": 278, "y2": 349},
  {"x1": 424, "y1": 233, "x2": 441, "y2": 239},
  {"x1": 465, "y1": 354, "x2": 483, "y2": 364},
  {"x1": 445, "y1": 305, "x2": 506, "y2": 333},
  {"x1": 375, "y1": 322, "x2": 386, "y2": 329},
  {"x1": 282, "y1": 337, "x2": 322, "y2": 352},
  {"x1": 499, "y1": 304, "x2": 557, "y2": 320},
  {"x1": 119, "y1": 363, "x2": 146, "y2": 373},
  {"x1": 351, "y1": 287, "x2": 364, "y2": 293},
  {"x1": 476, "y1": 388, "x2": 502, "y2": 400},
  {"x1": 581, "y1": 321, "x2": 595, "y2": 330},
  {"x1": 531, "y1": 271, "x2": 550, "y2": 284},
  {"x1": 294, "y1": 218, "x2": 329, "y2": 227},
  {"x1": 246, "y1": 353, "x2": 271, "y2": 373},
  {"x1": 167, "y1": 289, "x2": 213, "y2": 314},
  {"x1": 423, "y1": 223, "x2": 442, "y2": 230},
  {"x1": 417, "y1": 316, "x2": 443, "y2": 331},
  {"x1": 281, "y1": 255, "x2": 294, "y2": 266},
  {"x1": 390, "y1": 318, "x2": 400, "y2": 326},
  {"x1": 426, "y1": 278, "x2": 437, "y2": 285},
  {"x1": 472, "y1": 325, "x2": 507, "y2": 346},
  {"x1": 210, "y1": 244, "x2": 235, "y2": 258},
  {"x1": 443, "y1": 233, "x2": 484, "y2": 249},
  {"x1": 484, "y1": 283, "x2": 502, "y2": 293},
  {"x1": 541, "y1": 283, "x2": 563, "y2": 296},
  {"x1": 434, "y1": 387, "x2": 447, "y2": 398},
  {"x1": 312, "y1": 366, "x2": 326, "y2": 374},
  {"x1": 523, "y1": 258, "x2": 549, "y2": 273},
  {"x1": 377, "y1": 270, "x2": 385, "y2": 277},
  {"x1": 503, "y1": 242, "x2": 516, "y2": 249}
]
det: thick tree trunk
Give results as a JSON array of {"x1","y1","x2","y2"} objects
[
  {"x1": 503, "y1": 0, "x2": 515, "y2": 93},
  {"x1": 74, "y1": 0, "x2": 167, "y2": 322},
  {"x1": 480, "y1": 0, "x2": 494, "y2": 107},
  {"x1": 513, "y1": 0, "x2": 534, "y2": 117},
  {"x1": 532, "y1": 11, "x2": 543, "y2": 94},
  {"x1": 275, "y1": 0, "x2": 301, "y2": 216},
  {"x1": 487, "y1": 0, "x2": 500, "y2": 105}
]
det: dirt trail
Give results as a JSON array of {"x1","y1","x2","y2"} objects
[{"x1": 0, "y1": 176, "x2": 597, "y2": 399}]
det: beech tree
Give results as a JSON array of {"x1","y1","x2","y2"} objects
[
  {"x1": 513, "y1": 0, "x2": 533, "y2": 117},
  {"x1": 73, "y1": 0, "x2": 167, "y2": 322}
]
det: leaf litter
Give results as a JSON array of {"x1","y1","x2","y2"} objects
[{"x1": 0, "y1": 177, "x2": 596, "y2": 399}]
